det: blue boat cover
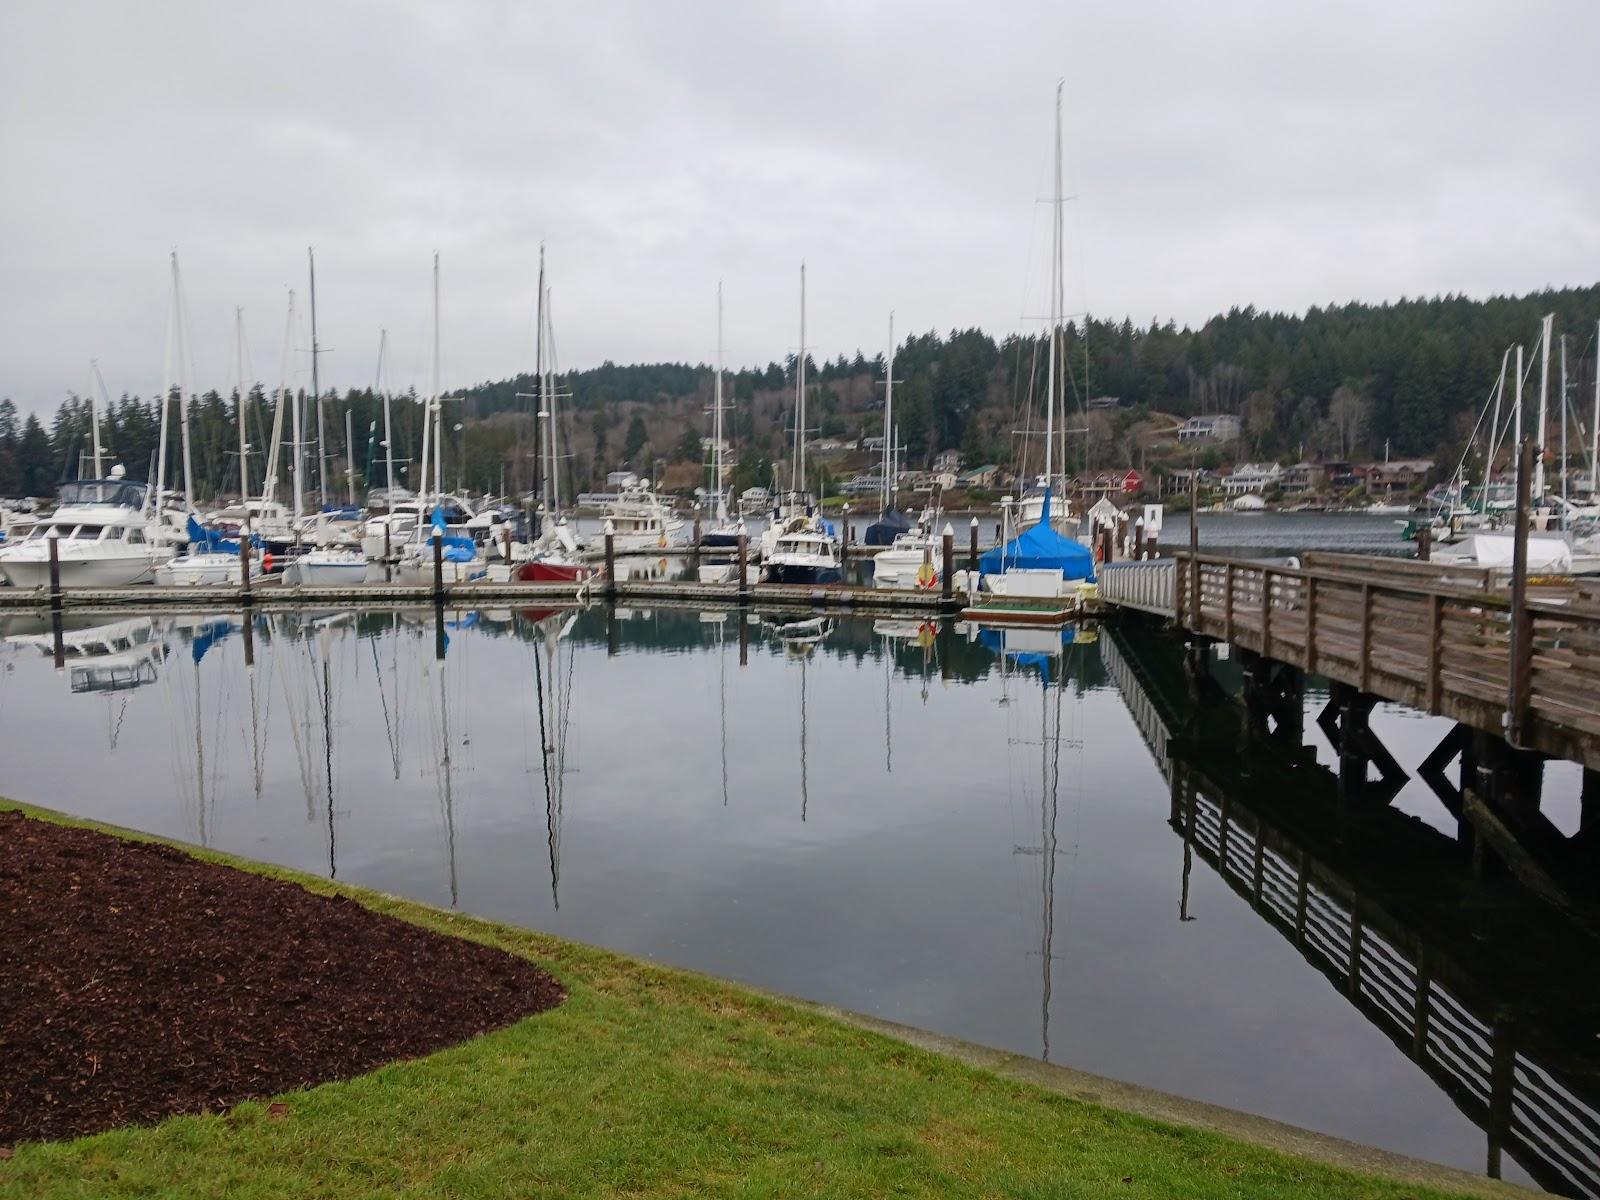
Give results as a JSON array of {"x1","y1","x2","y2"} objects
[{"x1": 977, "y1": 492, "x2": 1095, "y2": 582}]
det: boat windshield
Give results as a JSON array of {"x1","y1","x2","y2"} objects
[{"x1": 56, "y1": 480, "x2": 148, "y2": 508}]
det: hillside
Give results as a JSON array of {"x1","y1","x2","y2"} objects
[{"x1": 4, "y1": 285, "x2": 1597, "y2": 500}]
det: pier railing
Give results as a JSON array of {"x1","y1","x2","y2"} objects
[
  {"x1": 1163, "y1": 552, "x2": 1600, "y2": 772},
  {"x1": 1096, "y1": 560, "x2": 1176, "y2": 618},
  {"x1": 1173, "y1": 767, "x2": 1600, "y2": 1198}
]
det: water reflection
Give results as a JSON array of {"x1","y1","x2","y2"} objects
[{"x1": 0, "y1": 604, "x2": 1594, "y2": 1193}]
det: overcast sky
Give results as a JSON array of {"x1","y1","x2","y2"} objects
[{"x1": 2, "y1": 1, "x2": 1597, "y2": 413}]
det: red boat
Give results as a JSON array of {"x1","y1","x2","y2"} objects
[{"x1": 517, "y1": 559, "x2": 591, "y2": 584}]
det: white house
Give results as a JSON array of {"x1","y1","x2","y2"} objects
[
  {"x1": 1176, "y1": 414, "x2": 1242, "y2": 442},
  {"x1": 1221, "y1": 462, "x2": 1283, "y2": 495}
]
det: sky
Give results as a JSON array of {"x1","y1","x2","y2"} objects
[{"x1": 2, "y1": 0, "x2": 1597, "y2": 413}]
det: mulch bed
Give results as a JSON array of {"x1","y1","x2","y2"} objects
[{"x1": 0, "y1": 809, "x2": 564, "y2": 1145}]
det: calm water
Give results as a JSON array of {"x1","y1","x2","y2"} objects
[{"x1": 1, "y1": 595, "x2": 1590, "y2": 1193}]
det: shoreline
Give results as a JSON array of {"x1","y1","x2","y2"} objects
[{"x1": 0, "y1": 797, "x2": 1530, "y2": 1199}]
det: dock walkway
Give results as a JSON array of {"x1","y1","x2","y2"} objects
[{"x1": 1098, "y1": 552, "x2": 1600, "y2": 773}]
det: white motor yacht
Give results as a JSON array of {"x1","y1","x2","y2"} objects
[
  {"x1": 763, "y1": 516, "x2": 842, "y2": 585},
  {"x1": 0, "y1": 472, "x2": 171, "y2": 588},
  {"x1": 600, "y1": 480, "x2": 684, "y2": 551}
]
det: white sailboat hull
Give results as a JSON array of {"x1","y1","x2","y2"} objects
[{"x1": 155, "y1": 553, "x2": 257, "y2": 587}]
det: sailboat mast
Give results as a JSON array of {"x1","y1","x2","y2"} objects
[
  {"x1": 345, "y1": 407, "x2": 356, "y2": 506},
  {"x1": 431, "y1": 252, "x2": 442, "y2": 510},
  {"x1": 545, "y1": 285, "x2": 558, "y2": 512},
  {"x1": 235, "y1": 308, "x2": 250, "y2": 527},
  {"x1": 379, "y1": 328, "x2": 395, "y2": 502},
  {"x1": 1514, "y1": 344, "x2": 1523, "y2": 468},
  {"x1": 534, "y1": 246, "x2": 549, "y2": 514},
  {"x1": 883, "y1": 312, "x2": 895, "y2": 516},
  {"x1": 794, "y1": 262, "x2": 806, "y2": 497},
  {"x1": 154, "y1": 254, "x2": 176, "y2": 517},
  {"x1": 285, "y1": 292, "x2": 301, "y2": 517},
  {"x1": 714, "y1": 281, "x2": 725, "y2": 522},
  {"x1": 173, "y1": 253, "x2": 196, "y2": 511},
  {"x1": 1560, "y1": 334, "x2": 1569, "y2": 527},
  {"x1": 532, "y1": 246, "x2": 545, "y2": 515},
  {"x1": 1043, "y1": 81, "x2": 1063, "y2": 493},
  {"x1": 1536, "y1": 313, "x2": 1552, "y2": 502},
  {"x1": 87, "y1": 360, "x2": 104, "y2": 477},
  {"x1": 310, "y1": 247, "x2": 328, "y2": 509},
  {"x1": 1592, "y1": 319, "x2": 1599, "y2": 498}
]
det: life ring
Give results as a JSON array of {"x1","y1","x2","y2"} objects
[{"x1": 915, "y1": 561, "x2": 938, "y2": 589}]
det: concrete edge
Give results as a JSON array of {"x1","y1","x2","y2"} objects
[{"x1": 774, "y1": 998, "x2": 1536, "y2": 1200}]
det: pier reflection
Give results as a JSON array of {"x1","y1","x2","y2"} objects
[{"x1": 1102, "y1": 623, "x2": 1600, "y2": 1200}]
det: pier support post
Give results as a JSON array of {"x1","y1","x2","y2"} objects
[
  {"x1": 1507, "y1": 437, "x2": 1535, "y2": 747},
  {"x1": 47, "y1": 533, "x2": 60, "y2": 611},
  {"x1": 603, "y1": 523, "x2": 617, "y2": 601},
  {"x1": 502, "y1": 522, "x2": 513, "y2": 567},
  {"x1": 1417, "y1": 524, "x2": 1431, "y2": 562},
  {"x1": 432, "y1": 534, "x2": 444, "y2": 604},
  {"x1": 692, "y1": 517, "x2": 701, "y2": 557},
  {"x1": 736, "y1": 531, "x2": 749, "y2": 604},
  {"x1": 941, "y1": 524, "x2": 955, "y2": 612},
  {"x1": 238, "y1": 533, "x2": 252, "y2": 605},
  {"x1": 969, "y1": 517, "x2": 979, "y2": 569},
  {"x1": 840, "y1": 516, "x2": 850, "y2": 569},
  {"x1": 1133, "y1": 519, "x2": 1145, "y2": 561}
]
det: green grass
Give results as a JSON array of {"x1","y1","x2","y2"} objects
[{"x1": 1, "y1": 801, "x2": 1476, "y2": 1199}]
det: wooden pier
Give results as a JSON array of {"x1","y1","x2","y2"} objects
[{"x1": 1099, "y1": 552, "x2": 1600, "y2": 774}]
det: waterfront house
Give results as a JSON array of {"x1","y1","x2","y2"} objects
[
  {"x1": 1365, "y1": 459, "x2": 1434, "y2": 495},
  {"x1": 1220, "y1": 462, "x2": 1283, "y2": 495},
  {"x1": 957, "y1": 464, "x2": 1000, "y2": 490},
  {"x1": 1176, "y1": 414, "x2": 1242, "y2": 443},
  {"x1": 1162, "y1": 466, "x2": 1212, "y2": 497}
]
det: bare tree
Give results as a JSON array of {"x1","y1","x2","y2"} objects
[{"x1": 1329, "y1": 386, "x2": 1369, "y2": 459}]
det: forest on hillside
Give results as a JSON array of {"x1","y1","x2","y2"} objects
[{"x1": 3, "y1": 285, "x2": 1597, "y2": 500}]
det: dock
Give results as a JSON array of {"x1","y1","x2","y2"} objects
[{"x1": 1099, "y1": 550, "x2": 1600, "y2": 774}]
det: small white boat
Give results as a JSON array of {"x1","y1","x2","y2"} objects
[
  {"x1": 764, "y1": 518, "x2": 842, "y2": 585},
  {"x1": 292, "y1": 546, "x2": 369, "y2": 586},
  {"x1": 599, "y1": 480, "x2": 684, "y2": 551}
]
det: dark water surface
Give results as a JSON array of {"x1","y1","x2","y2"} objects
[{"x1": 0, "y1": 597, "x2": 1590, "y2": 1194}]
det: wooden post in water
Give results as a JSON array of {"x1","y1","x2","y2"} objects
[
  {"x1": 736, "y1": 529, "x2": 749, "y2": 603},
  {"x1": 941, "y1": 524, "x2": 955, "y2": 611},
  {"x1": 969, "y1": 516, "x2": 979, "y2": 568},
  {"x1": 1133, "y1": 519, "x2": 1145, "y2": 561},
  {"x1": 242, "y1": 610, "x2": 255, "y2": 668},
  {"x1": 1188, "y1": 473, "x2": 1200, "y2": 624},
  {"x1": 502, "y1": 522, "x2": 513, "y2": 568},
  {"x1": 603, "y1": 521, "x2": 617, "y2": 601},
  {"x1": 1507, "y1": 437, "x2": 1535, "y2": 747},
  {"x1": 238, "y1": 532, "x2": 252, "y2": 604},
  {"x1": 50, "y1": 609, "x2": 64, "y2": 671},
  {"x1": 1417, "y1": 524, "x2": 1431, "y2": 563},
  {"x1": 692, "y1": 516, "x2": 701, "y2": 558},
  {"x1": 840, "y1": 508, "x2": 850, "y2": 568},
  {"x1": 47, "y1": 533, "x2": 60, "y2": 611},
  {"x1": 384, "y1": 521, "x2": 392, "y2": 583},
  {"x1": 432, "y1": 533, "x2": 444, "y2": 604},
  {"x1": 1099, "y1": 525, "x2": 1113, "y2": 566}
]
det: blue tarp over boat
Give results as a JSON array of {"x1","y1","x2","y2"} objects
[{"x1": 977, "y1": 492, "x2": 1095, "y2": 582}]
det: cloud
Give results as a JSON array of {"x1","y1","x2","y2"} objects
[{"x1": 2, "y1": 0, "x2": 1596, "y2": 412}]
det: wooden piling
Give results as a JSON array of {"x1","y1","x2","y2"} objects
[
  {"x1": 1507, "y1": 437, "x2": 1534, "y2": 746},
  {"x1": 238, "y1": 533, "x2": 252, "y2": 604},
  {"x1": 968, "y1": 517, "x2": 979, "y2": 568},
  {"x1": 242, "y1": 611, "x2": 255, "y2": 668},
  {"x1": 604, "y1": 528, "x2": 617, "y2": 600},
  {"x1": 502, "y1": 522, "x2": 513, "y2": 566},
  {"x1": 736, "y1": 531, "x2": 749, "y2": 603},
  {"x1": 50, "y1": 609, "x2": 64, "y2": 671},
  {"x1": 432, "y1": 534, "x2": 444, "y2": 604},
  {"x1": 47, "y1": 534, "x2": 60, "y2": 611},
  {"x1": 1133, "y1": 519, "x2": 1145, "y2": 561},
  {"x1": 840, "y1": 520, "x2": 849, "y2": 568},
  {"x1": 1417, "y1": 524, "x2": 1432, "y2": 562},
  {"x1": 384, "y1": 521, "x2": 392, "y2": 583}
]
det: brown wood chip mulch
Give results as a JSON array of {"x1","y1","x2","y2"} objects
[{"x1": 0, "y1": 809, "x2": 564, "y2": 1145}]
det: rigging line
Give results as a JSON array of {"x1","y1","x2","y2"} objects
[{"x1": 532, "y1": 619, "x2": 558, "y2": 908}]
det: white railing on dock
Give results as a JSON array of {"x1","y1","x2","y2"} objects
[{"x1": 1097, "y1": 560, "x2": 1175, "y2": 618}]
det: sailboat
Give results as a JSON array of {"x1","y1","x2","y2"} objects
[
  {"x1": 1014, "y1": 81, "x2": 1077, "y2": 535},
  {"x1": 762, "y1": 264, "x2": 841, "y2": 585},
  {"x1": 396, "y1": 253, "x2": 493, "y2": 586},
  {"x1": 698, "y1": 282, "x2": 743, "y2": 553},
  {"x1": 160, "y1": 305, "x2": 264, "y2": 586},
  {"x1": 521, "y1": 250, "x2": 593, "y2": 584},
  {"x1": 864, "y1": 313, "x2": 912, "y2": 546},
  {"x1": 979, "y1": 86, "x2": 1096, "y2": 601}
]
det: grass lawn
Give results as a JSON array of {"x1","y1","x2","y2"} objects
[{"x1": 1, "y1": 800, "x2": 1486, "y2": 1199}]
